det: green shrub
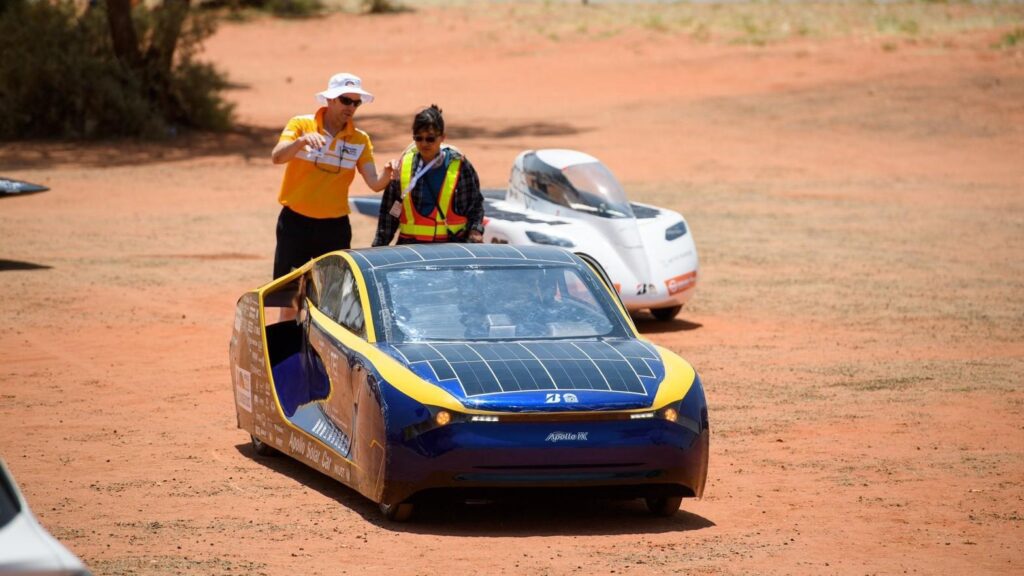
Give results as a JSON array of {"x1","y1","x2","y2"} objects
[
  {"x1": 265, "y1": 0, "x2": 324, "y2": 19},
  {"x1": 995, "y1": 27, "x2": 1024, "y2": 49},
  {"x1": 0, "y1": 0, "x2": 233, "y2": 140},
  {"x1": 362, "y1": 0, "x2": 402, "y2": 15}
]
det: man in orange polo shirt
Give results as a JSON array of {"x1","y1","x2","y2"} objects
[{"x1": 271, "y1": 72, "x2": 392, "y2": 279}]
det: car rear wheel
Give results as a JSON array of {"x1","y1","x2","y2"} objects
[
  {"x1": 379, "y1": 501, "x2": 415, "y2": 522},
  {"x1": 645, "y1": 495, "x2": 682, "y2": 517},
  {"x1": 251, "y1": 435, "x2": 277, "y2": 457},
  {"x1": 651, "y1": 305, "x2": 682, "y2": 321}
]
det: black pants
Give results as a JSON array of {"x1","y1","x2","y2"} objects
[{"x1": 273, "y1": 207, "x2": 352, "y2": 279}]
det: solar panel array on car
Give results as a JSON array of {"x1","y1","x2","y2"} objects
[
  {"x1": 351, "y1": 243, "x2": 577, "y2": 269},
  {"x1": 391, "y1": 340, "x2": 660, "y2": 397}
]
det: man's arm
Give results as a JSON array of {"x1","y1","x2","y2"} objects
[
  {"x1": 358, "y1": 161, "x2": 394, "y2": 192},
  {"x1": 372, "y1": 180, "x2": 402, "y2": 247},
  {"x1": 271, "y1": 132, "x2": 325, "y2": 164}
]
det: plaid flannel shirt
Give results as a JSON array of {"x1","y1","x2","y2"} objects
[{"x1": 372, "y1": 150, "x2": 484, "y2": 246}]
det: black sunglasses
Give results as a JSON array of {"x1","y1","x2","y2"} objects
[
  {"x1": 413, "y1": 135, "x2": 439, "y2": 143},
  {"x1": 335, "y1": 95, "x2": 362, "y2": 108}
]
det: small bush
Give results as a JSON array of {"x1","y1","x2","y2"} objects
[
  {"x1": 265, "y1": 0, "x2": 324, "y2": 19},
  {"x1": 362, "y1": 0, "x2": 402, "y2": 15},
  {"x1": 875, "y1": 14, "x2": 920, "y2": 36},
  {"x1": 995, "y1": 28, "x2": 1024, "y2": 49},
  {"x1": 0, "y1": 0, "x2": 233, "y2": 140}
]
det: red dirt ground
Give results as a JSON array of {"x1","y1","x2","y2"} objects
[{"x1": 1, "y1": 4, "x2": 1022, "y2": 575}]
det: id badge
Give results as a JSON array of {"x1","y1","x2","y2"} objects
[{"x1": 389, "y1": 200, "x2": 402, "y2": 218}]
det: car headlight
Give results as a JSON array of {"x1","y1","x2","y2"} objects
[
  {"x1": 629, "y1": 404, "x2": 681, "y2": 423},
  {"x1": 655, "y1": 400, "x2": 703, "y2": 435},
  {"x1": 434, "y1": 410, "x2": 452, "y2": 427},
  {"x1": 661, "y1": 406, "x2": 679, "y2": 423},
  {"x1": 665, "y1": 221, "x2": 688, "y2": 241},
  {"x1": 402, "y1": 406, "x2": 501, "y2": 440},
  {"x1": 526, "y1": 230, "x2": 575, "y2": 247},
  {"x1": 403, "y1": 405, "x2": 457, "y2": 440}
]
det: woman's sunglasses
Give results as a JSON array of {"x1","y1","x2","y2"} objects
[
  {"x1": 413, "y1": 135, "x2": 439, "y2": 143},
  {"x1": 334, "y1": 96, "x2": 362, "y2": 108}
]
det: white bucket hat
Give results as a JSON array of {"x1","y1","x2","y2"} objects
[{"x1": 316, "y1": 72, "x2": 374, "y2": 106}]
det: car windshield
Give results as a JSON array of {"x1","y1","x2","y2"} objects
[
  {"x1": 378, "y1": 265, "x2": 625, "y2": 342},
  {"x1": 523, "y1": 154, "x2": 634, "y2": 219}
]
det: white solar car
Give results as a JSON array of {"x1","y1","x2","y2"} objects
[
  {"x1": 351, "y1": 149, "x2": 699, "y2": 321},
  {"x1": 0, "y1": 459, "x2": 91, "y2": 575}
]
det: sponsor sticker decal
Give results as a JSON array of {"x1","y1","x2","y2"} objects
[
  {"x1": 235, "y1": 367, "x2": 252, "y2": 413},
  {"x1": 545, "y1": 393, "x2": 579, "y2": 403},
  {"x1": 664, "y1": 271, "x2": 697, "y2": 296},
  {"x1": 545, "y1": 431, "x2": 589, "y2": 443}
]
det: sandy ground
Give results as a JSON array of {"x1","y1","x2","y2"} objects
[{"x1": 2, "y1": 3, "x2": 1023, "y2": 575}]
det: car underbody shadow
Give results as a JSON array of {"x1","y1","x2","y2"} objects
[
  {"x1": 237, "y1": 443, "x2": 714, "y2": 535},
  {"x1": 633, "y1": 317, "x2": 703, "y2": 335},
  {"x1": 384, "y1": 491, "x2": 715, "y2": 536},
  {"x1": 234, "y1": 442, "x2": 380, "y2": 517}
]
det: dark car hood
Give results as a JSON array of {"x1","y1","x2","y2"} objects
[{"x1": 380, "y1": 339, "x2": 665, "y2": 412}]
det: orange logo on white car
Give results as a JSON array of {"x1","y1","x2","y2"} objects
[{"x1": 664, "y1": 272, "x2": 697, "y2": 295}]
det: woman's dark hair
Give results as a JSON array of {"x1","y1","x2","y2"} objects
[{"x1": 413, "y1": 104, "x2": 444, "y2": 135}]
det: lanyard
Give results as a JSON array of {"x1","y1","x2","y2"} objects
[{"x1": 401, "y1": 153, "x2": 443, "y2": 198}]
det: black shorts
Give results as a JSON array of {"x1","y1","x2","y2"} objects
[{"x1": 273, "y1": 206, "x2": 352, "y2": 279}]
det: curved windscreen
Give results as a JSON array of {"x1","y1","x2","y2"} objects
[
  {"x1": 523, "y1": 153, "x2": 634, "y2": 219},
  {"x1": 378, "y1": 265, "x2": 628, "y2": 342}
]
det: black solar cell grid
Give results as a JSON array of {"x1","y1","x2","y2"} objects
[
  {"x1": 513, "y1": 358, "x2": 553, "y2": 390},
  {"x1": 595, "y1": 359, "x2": 645, "y2": 392},
  {"x1": 452, "y1": 361, "x2": 500, "y2": 396},
  {"x1": 352, "y1": 244, "x2": 578, "y2": 273},
  {"x1": 405, "y1": 243, "x2": 474, "y2": 261},
  {"x1": 394, "y1": 343, "x2": 444, "y2": 363},
  {"x1": 575, "y1": 341, "x2": 625, "y2": 360},
  {"x1": 516, "y1": 245, "x2": 577, "y2": 263},
  {"x1": 466, "y1": 243, "x2": 523, "y2": 258},
  {"x1": 627, "y1": 357, "x2": 655, "y2": 379},
  {"x1": 614, "y1": 340, "x2": 659, "y2": 360},
  {"x1": 487, "y1": 361, "x2": 522, "y2": 391},
  {"x1": 472, "y1": 342, "x2": 532, "y2": 361},
  {"x1": 522, "y1": 341, "x2": 589, "y2": 360},
  {"x1": 354, "y1": 246, "x2": 424, "y2": 267},
  {"x1": 391, "y1": 339, "x2": 659, "y2": 397},
  {"x1": 428, "y1": 359, "x2": 457, "y2": 381},
  {"x1": 437, "y1": 343, "x2": 481, "y2": 362}
]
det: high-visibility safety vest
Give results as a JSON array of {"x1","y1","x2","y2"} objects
[{"x1": 398, "y1": 147, "x2": 467, "y2": 242}]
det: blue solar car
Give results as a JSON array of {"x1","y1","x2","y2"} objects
[{"x1": 229, "y1": 244, "x2": 709, "y2": 521}]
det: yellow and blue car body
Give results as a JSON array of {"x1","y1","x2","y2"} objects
[{"x1": 230, "y1": 244, "x2": 708, "y2": 520}]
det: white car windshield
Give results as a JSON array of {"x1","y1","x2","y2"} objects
[
  {"x1": 560, "y1": 162, "x2": 634, "y2": 218},
  {"x1": 380, "y1": 265, "x2": 623, "y2": 342},
  {"x1": 523, "y1": 154, "x2": 635, "y2": 219}
]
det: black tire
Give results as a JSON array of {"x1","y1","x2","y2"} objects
[
  {"x1": 251, "y1": 434, "x2": 277, "y2": 457},
  {"x1": 645, "y1": 495, "x2": 682, "y2": 517},
  {"x1": 379, "y1": 501, "x2": 415, "y2": 522},
  {"x1": 651, "y1": 305, "x2": 682, "y2": 321}
]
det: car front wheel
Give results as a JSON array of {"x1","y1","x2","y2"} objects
[
  {"x1": 251, "y1": 435, "x2": 277, "y2": 457},
  {"x1": 379, "y1": 501, "x2": 415, "y2": 522},
  {"x1": 645, "y1": 495, "x2": 682, "y2": 517}
]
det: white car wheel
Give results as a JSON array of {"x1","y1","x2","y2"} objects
[{"x1": 651, "y1": 305, "x2": 682, "y2": 321}]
